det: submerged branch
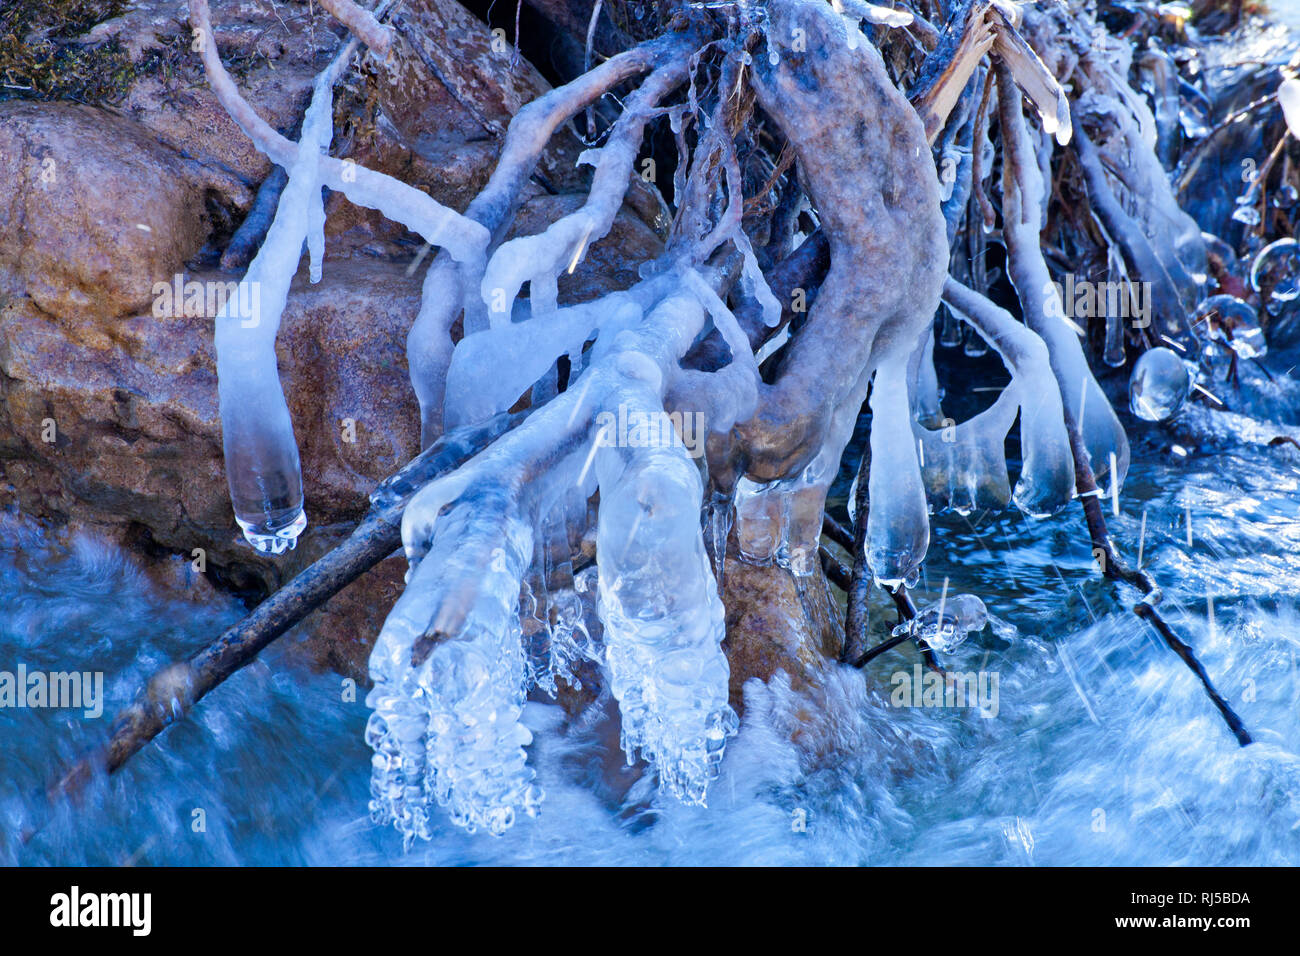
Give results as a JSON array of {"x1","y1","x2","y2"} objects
[{"x1": 1064, "y1": 409, "x2": 1252, "y2": 746}]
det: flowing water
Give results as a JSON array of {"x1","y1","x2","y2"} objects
[{"x1": 3, "y1": 354, "x2": 1300, "y2": 864}]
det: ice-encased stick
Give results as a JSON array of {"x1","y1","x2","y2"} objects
[
  {"x1": 215, "y1": 68, "x2": 336, "y2": 553},
  {"x1": 997, "y1": 66, "x2": 1130, "y2": 490}
]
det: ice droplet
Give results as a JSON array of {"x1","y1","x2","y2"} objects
[
  {"x1": 892, "y1": 593, "x2": 988, "y2": 654},
  {"x1": 1129, "y1": 347, "x2": 1191, "y2": 422},
  {"x1": 1231, "y1": 196, "x2": 1261, "y2": 226},
  {"x1": 1193, "y1": 294, "x2": 1267, "y2": 359},
  {"x1": 1250, "y1": 238, "x2": 1300, "y2": 305}
]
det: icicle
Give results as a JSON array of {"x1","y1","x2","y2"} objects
[
  {"x1": 595, "y1": 393, "x2": 736, "y2": 805},
  {"x1": 913, "y1": 386, "x2": 1019, "y2": 516},
  {"x1": 865, "y1": 361, "x2": 930, "y2": 587},
  {"x1": 736, "y1": 234, "x2": 783, "y2": 328},
  {"x1": 215, "y1": 67, "x2": 337, "y2": 554},
  {"x1": 942, "y1": 278, "x2": 1075, "y2": 518},
  {"x1": 732, "y1": 476, "x2": 785, "y2": 565},
  {"x1": 908, "y1": 329, "x2": 945, "y2": 428},
  {"x1": 366, "y1": 491, "x2": 540, "y2": 841},
  {"x1": 962, "y1": 322, "x2": 989, "y2": 357},
  {"x1": 1279, "y1": 78, "x2": 1300, "y2": 139},
  {"x1": 939, "y1": 303, "x2": 964, "y2": 348},
  {"x1": 1102, "y1": 242, "x2": 1129, "y2": 368},
  {"x1": 999, "y1": 74, "x2": 1129, "y2": 492},
  {"x1": 706, "y1": 487, "x2": 734, "y2": 585}
]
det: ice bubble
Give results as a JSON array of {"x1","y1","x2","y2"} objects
[
  {"x1": 1192, "y1": 294, "x2": 1267, "y2": 359},
  {"x1": 893, "y1": 592, "x2": 988, "y2": 654},
  {"x1": 1129, "y1": 347, "x2": 1191, "y2": 421},
  {"x1": 1250, "y1": 238, "x2": 1300, "y2": 305}
]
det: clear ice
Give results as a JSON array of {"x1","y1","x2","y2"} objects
[
  {"x1": 1128, "y1": 347, "x2": 1191, "y2": 422},
  {"x1": 1193, "y1": 295, "x2": 1267, "y2": 361},
  {"x1": 595, "y1": 407, "x2": 737, "y2": 805},
  {"x1": 892, "y1": 591, "x2": 988, "y2": 654},
  {"x1": 214, "y1": 68, "x2": 339, "y2": 554},
  {"x1": 1250, "y1": 239, "x2": 1300, "y2": 306}
]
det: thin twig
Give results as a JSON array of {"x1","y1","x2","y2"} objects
[{"x1": 1065, "y1": 413, "x2": 1252, "y2": 746}]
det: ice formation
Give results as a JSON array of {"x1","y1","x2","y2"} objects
[
  {"x1": 1250, "y1": 239, "x2": 1300, "y2": 312},
  {"x1": 185, "y1": 0, "x2": 1205, "y2": 841},
  {"x1": 1280, "y1": 78, "x2": 1300, "y2": 140},
  {"x1": 189, "y1": 0, "x2": 491, "y2": 553},
  {"x1": 893, "y1": 591, "x2": 989, "y2": 655},
  {"x1": 212, "y1": 58, "x2": 336, "y2": 553},
  {"x1": 594, "y1": 399, "x2": 736, "y2": 804},
  {"x1": 1193, "y1": 295, "x2": 1267, "y2": 362},
  {"x1": 997, "y1": 66, "x2": 1130, "y2": 492},
  {"x1": 1129, "y1": 347, "x2": 1191, "y2": 422}
]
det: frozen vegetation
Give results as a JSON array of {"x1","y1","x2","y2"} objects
[{"x1": 163, "y1": 0, "x2": 1300, "y2": 844}]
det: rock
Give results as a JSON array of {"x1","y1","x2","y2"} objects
[
  {"x1": 92, "y1": 0, "x2": 344, "y2": 188},
  {"x1": 323, "y1": 0, "x2": 588, "y2": 255},
  {"x1": 0, "y1": 101, "x2": 213, "y2": 322},
  {"x1": 0, "y1": 259, "x2": 424, "y2": 593},
  {"x1": 720, "y1": 550, "x2": 842, "y2": 712}
]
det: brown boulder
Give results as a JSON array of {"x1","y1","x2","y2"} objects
[
  {"x1": 0, "y1": 101, "x2": 213, "y2": 323},
  {"x1": 720, "y1": 551, "x2": 843, "y2": 711}
]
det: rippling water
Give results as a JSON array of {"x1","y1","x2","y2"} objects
[{"x1": 3, "y1": 352, "x2": 1300, "y2": 864}]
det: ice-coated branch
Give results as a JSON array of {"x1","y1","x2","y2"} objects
[
  {"x1": 1068, "y1": 116, "x2": 1187, "y2": 340},
  {"x1": 738, "y1": 0, "x2": 948, "y2": 483},
  {"x1": 188, "y1": 0, "x2": 489, "y2": 263},
  {"x1": 368, "y1": 272, "x2": 743, "y2": 840},
  {"x1": 908, "y1": 0, "x2": 1069, "y2": 146},
  {"x1": 214, "y1": 47, "x2": 350, "y2": 553},
  {"x1": 316, "y1": 0, "x2": 394, "y2": 55},
  {"x1": 406, "y1": 24, "x2": 709, "y2": 441},
  {"x1": 478, "y1": 59, "x2": 693, "y2": 325},
  {"x1": 996, "y1": 63, "x2": 1129, "y2": 491},
  {"x1": 909, "y1": 0, "x2": 996, "y2": 144},
  {"x1": 51, "y1": 414, "x2": 516, "y2": 798}
]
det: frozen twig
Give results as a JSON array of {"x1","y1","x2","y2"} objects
[{"x1": 316, "y1": 0, "x2": 394, "y2": 55}]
